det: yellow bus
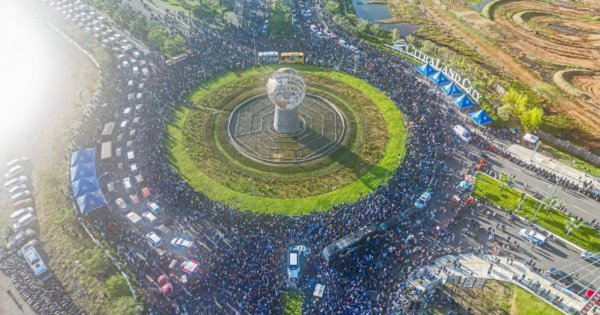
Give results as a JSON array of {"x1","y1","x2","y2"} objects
[{"x1": 280, "y1": 52, "x2": 304, "y2": 64}]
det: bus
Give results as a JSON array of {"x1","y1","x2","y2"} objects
[
  {"x1": 280, "y1": 52, "x2": 304, "y2": 64},
  {"x1": 258, "y1": 51, "x2": 279, "y2": 64}
]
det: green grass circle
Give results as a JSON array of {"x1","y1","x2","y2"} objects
[{"x1": 166, "y1": 65, "x2": 406, "y2": 215}]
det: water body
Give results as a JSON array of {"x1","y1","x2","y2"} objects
[
  {"x1": 468, "y1": 0, "x2": 496, "y2": 12},
  {"x1": 352, "y1": 0, "x2": 418, "y2": 36},
  {"x1": 351, "y1": 0, "x2": 392, "y2": 22}
]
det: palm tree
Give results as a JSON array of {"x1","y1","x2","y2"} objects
[{"x1": 565, "y1": 217, "x2": 582, "y2": 236}]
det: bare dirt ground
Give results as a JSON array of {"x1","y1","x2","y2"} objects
[{"x1": 405, "y1": 0, "x2": 600, "y2": 153}]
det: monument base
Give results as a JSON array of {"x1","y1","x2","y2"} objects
[{"x1": 274, "y1": 106, "x2": 300, "y2": 134}]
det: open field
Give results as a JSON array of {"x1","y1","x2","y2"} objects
[
  {"x1": 368, "y1": 0, "x2": 600, "y2": 154},
  {"x1": 432, "y1": 280, "x2": 562, "y2": 315},
  {"x1": 166, "y1": 65, "x2": 406, "y2": 214}
]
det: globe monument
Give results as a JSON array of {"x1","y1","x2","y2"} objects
[{"x1": 228, "y1": 68, "x2": 347, "y2": 164}]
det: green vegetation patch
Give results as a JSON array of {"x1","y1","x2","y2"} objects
[
  {"x1": 473, "y1": 172, "x2": 600, "y2": 252},
  {"x1": 282, "y1": 290, "x2": 303, "y2": 315},
  {"x1": 166, "y1": 65, "x2": 406, "y2": 215},
  {"x1": 513, "y1": 285, "x2": 562, "y2": 315}
]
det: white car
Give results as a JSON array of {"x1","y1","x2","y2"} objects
[
  {"x1": 10, "y1": 207, "x2": 35, "y2": 223},
  {"x1": 4, "y1": 175, "x2": 28, "y2": 189},
  {"x1": 10, "y1": 190, "x2": 32, "y2": 202},
  {"x1": 146, "y1": 232, "x2": 161, "y2": 246},
  {"x1": 115, "y1": 198, "x2": 128, "y2": 211},
  {"x1": 8, "y1": 184, "x2": 28, "y2": 195},
  {"x1": 414, "y1": 192, "x2": 432, "y2": 209},
  {"x1": 519, "y1": 229, "x2": 546, "y2": 245},
  {"x1": 171, "y1": 237, "x2": 194, "y2": 249},
  {"x1": 123, "y1": 177, "x2": 132, "y2": 190},
  {"x1": 13, "y1": 213, "x2": 37, "y2": 232}
]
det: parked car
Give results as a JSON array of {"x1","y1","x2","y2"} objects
[
  {"x1": 4, "y1": 175, "x2": 28, "y2": 189},
  {"x1": 414, "y1": 192, "x2": 432, "y2": 209},
  {"x1": 8, "y1": 184, "x2": 28, "y2": 195},
  {"x1": 142, "y1": 211, "x2": 157, "y2": 225},
  {"x1": 453, "y1": 125, "x2": 472, "y2": 142},
  {"x1": 13, "y1": 198, "x2": 34, "y2": 210},
  {"x1": 10, "y1": 207, "x2": 35, "y2": 223},
  {"x1": 13, "y1": 213, "x2": 37, "y2": 232},
  {"x1": 547, "y1": 267, "x2": 574, "y2": 287},
  {"x1": 581, "y1": 251, "x2": 600, "y2": 263},
  {"x1": 10, "y1": 190, "x2": 32, "y2": 202},
  {"x1": 146, "y1": 232, "x2": 161, "y2": 246},
  {"x1": 5, "y1": 165, "x2": 25, "y2": 179},
  {"x1": 115, "y1": 198, "x2": 128, "y2": 211},
  {"x1": 519, "y1": 228, "x2": 546, "y2": 246}
]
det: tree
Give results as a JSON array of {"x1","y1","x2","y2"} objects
[
  {"x1": 520, "y1": 107, "x2": 544, "y2": 131},
  {"x1": 420, "y1": 40, "x2": 435, "y2": 54},
  {"x1": 497, "y1": 104, "x2": 512, "y2": 121},
  {"x1": 324, "y1": 0, "x2": 339, "y2": 14},
  {"x1": 565, "y1": 217, "x2": 582, "y2": 236},
  {"x1": 82, "y1": 248, "x2": 114, "y2": 280},
  {"x1": 104, "y1": 274, "x2": 131, "y2": 299},
  {"x1": 405, "y1": 34, "x2": 415, "y2": 45},
  {"x1": 498, "y1": 173, "x2": 513, "y2": 190},
  {"x1": 356, "y1": 19, "x2": 369, "y2": 32},
  {"x1": 110, "y1": 297, "x2": 137, "y2": 315},
  {"x1": 390, "y1": 28, "x2": 399, "y2": 41},
  {"x1": 163, "y1": 34, "x2": 187, "y2": 58}
]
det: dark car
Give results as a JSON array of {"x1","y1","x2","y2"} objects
[{"x1": 547, "y1": 268, "x2": 574, "y2": 287}]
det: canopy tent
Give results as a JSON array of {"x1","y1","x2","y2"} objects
[
  {"x1": 161, "y1": 283, "x2": 173, "y2": 296},
  {"x1": 416, "y1": 63, "x2": 437, "y2": 76},
  {"x1": 468, "y1": 109, "x2": 494, "y2": 126},
  {"x1": 157, "y1": 275, "x2": 169, "y2": 286},
  {"x1": 428, "y1": 71, "x2": 450, "y2": 86},
  {"x1": 441, "y1": 82, "x2": 463, "y2": 96},
  {"x1": 70, "y1": 148, "x2": 96, "y2": 166},
  {"x1": 72, "y1": 177, "x2": 100, "y2": 198},
  {"x1": 452, "y1": 94, "x2": 476, "y2": 110},
  {"x1": 76, "y1": 190, "x2": 107, "y2": 214},
  {"x1": 70, "y1": 162, "x2": 97, "y2": 182}
]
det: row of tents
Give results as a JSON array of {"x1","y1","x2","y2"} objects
[
  {"x1": 70, "y1": 148, "x2": 107, "y2": 214},
  {"x1": 416, "y1": 63, "x2": 493, "y2": 126}
]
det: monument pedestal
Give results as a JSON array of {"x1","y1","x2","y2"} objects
[{"x1": 273, "y1": 106, "x2": 300, "y2": 134}]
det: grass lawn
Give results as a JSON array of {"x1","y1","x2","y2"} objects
[
  {"x1": 166, "y1": 65, "x2": 406, "y2": 214},
  {"x1": 540, "y1": 144, "x2": 600, "y2": 178},
  {"x1": 473, "y1": 172, "x2": 600, "y2": 252},
  {"x1": 433, "y1": 281, "x2": 561, "y2": 315},
  {"x1": 282, "y1": 290, "x2": 303, "y2": 315}
]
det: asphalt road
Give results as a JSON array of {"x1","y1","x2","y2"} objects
[{"x1": 483, "y1": 148, "x2": 599, "y2": 222}]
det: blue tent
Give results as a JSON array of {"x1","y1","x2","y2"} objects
[
  {"x1": 72, "y1": 177, "x2": 100, "y2": 198},
  {"x1": 416, "y1": 63, "x2": 437, "y2": 76},
  {"x1": 428, "y1": 71, "x2": 450, "y2": 86},
  {"x1": 453, "y1": 94, "x2": 476, "y2": 110},
  {"x1": 70, "y1": 148, "x2": 96, "y2": 166},
  {"x1": 468, "y1": 109, "x2": 494, "y2": 126},
  {"x1": 442, "y1": 82, "x2": 463, "y2": 96},
  {"x1": 70, "y1": 162, "x2": 97, "y2": 182},
  {"x1": 76, "y1": 190, "x2": 107, "y2": 214}
]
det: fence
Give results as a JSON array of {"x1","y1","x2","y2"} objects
[{"x1": 538, "y1": 131, "x2": 600, "y2": 166}]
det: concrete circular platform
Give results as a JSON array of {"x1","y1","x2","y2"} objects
[{"x1": 227, "y1": 93, "x2": 347, "y2": 164}]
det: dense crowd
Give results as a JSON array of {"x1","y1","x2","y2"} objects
[{"x1": 36, "y1": 0, "x2": 598, "y2": 314}]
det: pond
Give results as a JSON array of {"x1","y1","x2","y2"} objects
[
  {"x1": 468, "y1": 0, "x2": 496, "y2": 12},
  {"x1": 376, "y1": 22, "x2": 419, "y2": 37},
  {"x1": 351, "y1": 0, "x2": 392, "y2": 22}
]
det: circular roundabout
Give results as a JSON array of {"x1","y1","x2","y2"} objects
[{"x1": 167, "y1": 65, "x2": 406, "y2": 214}]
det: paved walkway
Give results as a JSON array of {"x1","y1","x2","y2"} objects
[
  {"x1": 507, "y1": 144, "x2": 599, "y2": 187},
  {"x1": 413, "y1": 254, "x2": 589, "y2": 315}
]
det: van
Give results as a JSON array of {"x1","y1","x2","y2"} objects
[
  {"x1": 453, "y1": 125, "x2": 472, "y2": 143},
  {"x1": 10, "y1": 207, "x2": 35, "y2": 223}
]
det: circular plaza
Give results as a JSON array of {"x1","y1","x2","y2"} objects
[{"x1": 167, "y1": 65, "x2": 406, "y2": 214}]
